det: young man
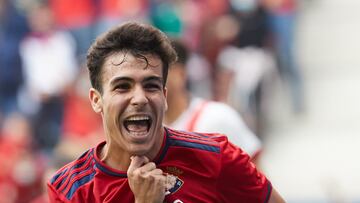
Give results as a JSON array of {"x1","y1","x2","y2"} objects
[
  {"x1": 47, "y1": 22, "x2": 285, "y2": 203},
  {"x1": 164, "y1": 40, "x2": 262, "y2": 162}
]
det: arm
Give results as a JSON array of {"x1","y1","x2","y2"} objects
[{"x1": 269, "y1": 188, "x2": 286, "y2": 203}]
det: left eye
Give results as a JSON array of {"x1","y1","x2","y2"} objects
[{"x1": 145, "y1": 84, "x2": 161, "y2": 90}]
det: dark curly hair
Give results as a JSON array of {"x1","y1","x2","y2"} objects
[{"x1": 87, "y1": 22, "x2": 178, "y2": 93}]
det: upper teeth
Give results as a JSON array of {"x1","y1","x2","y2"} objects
[{"x1": 126, "y1": 116, "x2": 150, "y2": 121}]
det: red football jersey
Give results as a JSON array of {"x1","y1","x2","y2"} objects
[{"x1": 48, "y1": 127, "x2": 272, "y2": 202}]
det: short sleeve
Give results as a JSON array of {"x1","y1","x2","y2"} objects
[{"x1": 216, "y1": 137, "x2": 272, "y2": 203}]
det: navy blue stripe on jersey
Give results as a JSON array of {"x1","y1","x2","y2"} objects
[
  {"x1": 56, "y1": 172, "x2": 69, "y2": 190},
  {"x1": 168, "y1": 129, "x2": 218, "y2": 144},
  {"x1": 51, "y1": 149, "x2": 93, "y2": 189},
  {"x1": 60, "y1": 160, "x2": 95, "y2": 193},
  {"x1": 66, "y1": 170, "x2": 97, "y2": 200},
  {"x1": 95, "y1": 162, "x2": 127, "y2": 177},
  {"x1": 78, "y1": 149, "x2": 91, "y2": 159},
  {"x1": 174, "y1": 129, "x2": 211, "y2": 138},
  {"x1": 264, "y1": 181, "x2": 273, "y2": 203},
  {"x1": 191, "y1": 132, "x2": 225, "y2": 139},
  {"x1": 50, "y1": 168, "x2": 68, "y2": 185},
  {"x1": 168, "y1": 138, "x2": 220, "y2": 153},
  {"x1": 171, "y1": 129, "x2": 225, "y2": 140},
  {"x1": 55, "y1": 150, "x2": 94, "y2": 191}
]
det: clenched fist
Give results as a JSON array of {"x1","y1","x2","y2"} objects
[{"x1": 127, "y1": 156, "x2": 175, "y2": 203}]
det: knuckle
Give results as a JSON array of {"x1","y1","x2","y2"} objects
[
  {"x1": 154, "y1": 168, "x2": 163, "y2": 174},
  {"x1": 148, "y1": 162, "x2": 156, "y2": 169}
]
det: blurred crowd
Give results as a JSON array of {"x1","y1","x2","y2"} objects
[{"x1": 0, "y1": 0, "x2": 304, "y2": 202}]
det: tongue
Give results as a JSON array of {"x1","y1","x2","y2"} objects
[
  {"x1": 126, "y1": 121, "x2": 148, "y2": 132},
  {"x1": 127, "y1": 124, "x2": 147, "y2": 132}
]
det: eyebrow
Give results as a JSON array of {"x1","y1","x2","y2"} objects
[
  {"x1": 110, "y1": 77, "x2": 133, "y2": 87},
  {"x1": 143, "y1": 76, "x2": 164, "y2": 84},
  {"x1": 110, "y1": 76, "x2": 164, "y2": 86}
]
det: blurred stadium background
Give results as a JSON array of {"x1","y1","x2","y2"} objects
[{"x1": 0, "y1": 0, "x2": 359, "y2": 202}]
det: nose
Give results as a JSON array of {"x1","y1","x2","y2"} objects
[{"x1": 131, "y1": 85, "x2": 148, "y2": 107}]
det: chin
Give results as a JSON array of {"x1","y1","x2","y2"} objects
[{"x1": 127, "y1": 142, "x2": 153, "y2": 154}]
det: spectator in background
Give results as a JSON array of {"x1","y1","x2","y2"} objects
[
  {"x1": 164, "y1": 40, "x2": 262, "y2": 162},
  {"x1": 56, "y1": 64, "x2": 103, "y2": 161},
  {"x1": 0, "y1": 0, "x2": 28, "y2": 123},
  {"x1": 19, "y1": 3, "x2": 78, "y2": 154},
  {"x1": 149, "y1": 0, "x2": 214, "y2": 99},
  {"x1": 94, "y1": 0, "x2": 149, "y2": 36},
  {"x1": 216, "y1": 0, "x2": 276, "y2": 136},
  {"x1": 49, "y1": 0, "x2": 97, "y2": 57},
  {"x1": 149, "y1": 0, "x2": 182, "y2": 38},
  {"x1": 262, "y1": 0, "x2": 305, "y2": 113},
  {"x1": 0, "y1": 113, "x2": 45, "y2": 203}
]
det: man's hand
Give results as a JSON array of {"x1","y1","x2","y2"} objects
[{"x1": 127, "y1": 156, "x2": 166, "y2": 203}]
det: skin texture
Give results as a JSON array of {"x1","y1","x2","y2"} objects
[{"x1": 89, "y1": 52, "x2": 168, "y2": 202}]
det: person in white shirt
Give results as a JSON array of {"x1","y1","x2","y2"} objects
[
  {"x1": 19, "y1": 4, "x2": 78, "y2": 153},
  {"x1": 164, "y1": 39, "x2": 262, "y2": 161}
]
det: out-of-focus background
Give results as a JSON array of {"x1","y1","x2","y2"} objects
[{"x1": 0, "y1": 0, "x2": 359, "y2": 202}]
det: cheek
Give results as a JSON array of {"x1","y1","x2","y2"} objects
[
  {"x1": 151, "y1": 95, "x2": 167, "y2": 113},
  {"x1": 105, "y1": 96, "x2": 127, "y2": 116}
]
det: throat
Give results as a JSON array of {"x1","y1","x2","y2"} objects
[{"x1": 100, "y1": 143, "x2": 131, "y2": 171}]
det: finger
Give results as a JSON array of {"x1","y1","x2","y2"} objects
[
  {"x1": 147, "y1": 168, "x2": 163, "y2": 176},
  {"x1": 139, "y1": 162, "x2": 157, "y2": 173},
  {"x1": 127, "y1": 156, "x2": 149, "y2": 174}
]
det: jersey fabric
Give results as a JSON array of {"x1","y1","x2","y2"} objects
[
  {"x1": 48, "y1": 127, "x2": 271, "y2": 203},
  {"x1": 168, "y1": 97, "x2": 262, "y2": 157}
]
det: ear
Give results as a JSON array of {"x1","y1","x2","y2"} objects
[
  {"x1": 89, "y1": 88, "x2": 103, "y2": 113},
  {"x1": 163, "y1": 87, "x2": 168, "y2": 111}
]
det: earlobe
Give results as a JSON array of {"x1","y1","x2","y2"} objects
[
  {"x1": 89, "y1": 88, "x2": 103, "y2": 113},
  {"x1": 164, "y1": 87, "x2": 168, "y2": 111}
]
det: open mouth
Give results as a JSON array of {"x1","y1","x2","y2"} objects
[{"x1": 123, "y1": 115, "x2": 152, "y2": 136}]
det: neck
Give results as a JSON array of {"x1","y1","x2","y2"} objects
[
  {"x1": 165, "y1": 92, "x2": 189, "y2": 125},
  {"x1": 99, "y1": 127, "x2": 165, "y2": 171},
  {"x1": 100, "y1": 143, "x2": 129, "y2": 171}
]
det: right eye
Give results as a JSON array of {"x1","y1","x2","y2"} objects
[{"x1": 114, "y1": 83, "x2": 131, "y2": 91}]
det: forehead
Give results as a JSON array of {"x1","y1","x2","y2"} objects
[{"x1": 102, "y1": 52, "x2": 163, "y2": 81}]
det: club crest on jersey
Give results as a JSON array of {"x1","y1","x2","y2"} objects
[{"x1": 168, "y1": 177, "x2": 184, "y2": 194}]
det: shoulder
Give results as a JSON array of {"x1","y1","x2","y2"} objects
[
  {"x1": 165, "y1": 127, "x2": 230, "y2": 154},
  {"x1": 203, "y1": 101, "x2": 239, "y2": 116},
  {"x1": 48, "y1": 148, "x2": 97, "y2": 201},
  {"x1": 196, "y1": 101, "x2": 241, "y2": 123}
]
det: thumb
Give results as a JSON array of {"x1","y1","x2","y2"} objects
[{"x1": 127, "y1": 156, "x2": 149, "y2": 174}]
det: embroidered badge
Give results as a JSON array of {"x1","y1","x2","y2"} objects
[{"x1": 165, "y1": 174, "x2": 184, "y2": 195}]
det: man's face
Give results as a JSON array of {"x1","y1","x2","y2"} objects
[{"x1": 90, "y1": 52, "x2": 167, "y2": 156}]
